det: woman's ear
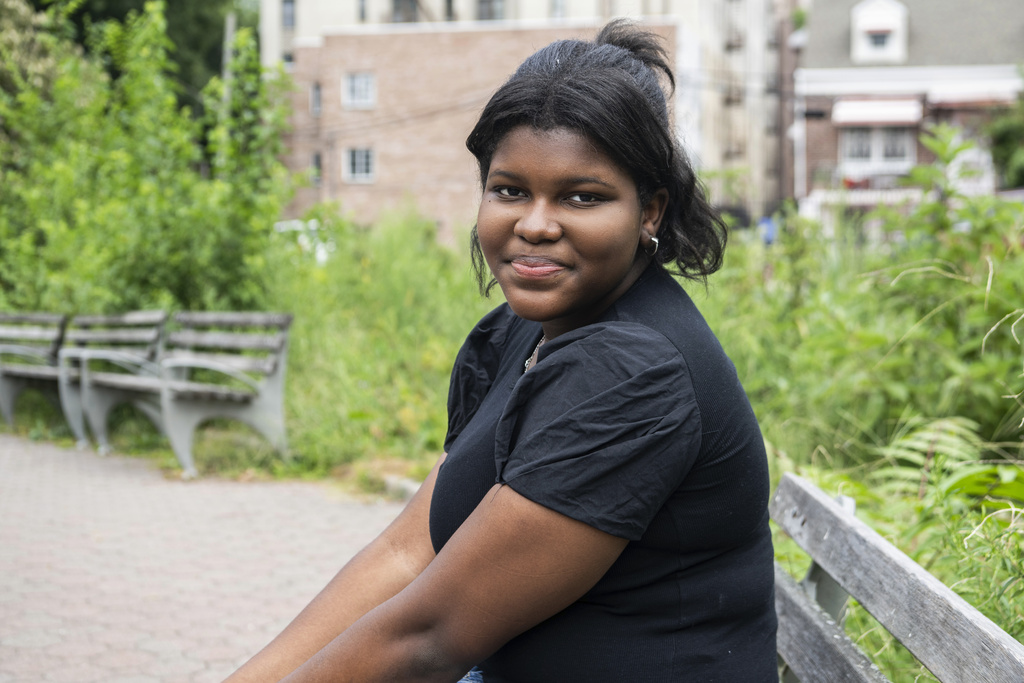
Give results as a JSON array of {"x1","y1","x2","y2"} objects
[{"x1": 641, "y1": 188, "x2": 669, "y2": 240}]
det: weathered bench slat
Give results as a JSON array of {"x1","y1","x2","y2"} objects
[
  {"x1": 175, "y1": 312, "x2": 293, "y2": 328},
  {"x1": 775, "y1": 564, "x2": 890, "y2": 682},
  {"x1": 161, "y1": 350, "x2": 276, "y2": 375},
  {"x1": 0, "y1": 312, "x2": 66, "y2": 324},
  {"x1": 0, "y1": 325, "x2": 64, "y2": 342},
  {"x1": 73, "y1": 310, "x2": 167, "y2": 326},
  {"x1": 89, "y1": 371, "x2": 256, "y2": 403},
  {"x1": 167, "y1": 330, "x2": 287, "y2": 352},
  {"x1": 771, "y1": 473, "x2": 1024, "y2": 683},
  {"x1": 66, "y1": 328, "x2": 161, "y2": 345},
  {"x1": 0, "y1": 365, "x2": 66, "y2": 381}
]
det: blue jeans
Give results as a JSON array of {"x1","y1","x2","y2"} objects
[{"x1": 459, "y1": 667, "x2": 484, "y2": 682}]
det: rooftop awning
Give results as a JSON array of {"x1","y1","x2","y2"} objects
[{"x1": 832, "y1": 98, "x2": 923, "y2": 126}]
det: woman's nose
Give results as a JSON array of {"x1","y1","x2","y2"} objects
[{"x1": 513, "y1": 200, "x2": 562, "y2": 243}]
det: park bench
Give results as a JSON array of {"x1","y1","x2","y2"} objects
[
  {"x1": 0, "y1": 312, "x2": 69, "y2": 428},
  {"x1": 74, "y1": 311, "x2": 292, "y2": 478},
  {"x1": 58, "y1": 310, "x2": 169, "y2": 448},
  {"x1": 771, "y1": 472, "x2": 1024, "y2": 682}
]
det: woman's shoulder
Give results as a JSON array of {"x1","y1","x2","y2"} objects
[
  {"x1": 456, "y1": 303, "x2": 526, "y2": 368},
  {"x1": 543, "y1": 320, "x2": 681, "y2": 369}
]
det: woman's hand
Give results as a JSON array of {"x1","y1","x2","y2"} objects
[{"x1": 280, "y1": 483, "x2": 628, "y2": 682}]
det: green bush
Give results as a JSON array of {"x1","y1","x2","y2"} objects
[
  {"x1": 0, "y1": 0, "x2": 290, "y2": 312},
  {"x1": 263, "y1": 208, "x2": 498, "y2": 478}
]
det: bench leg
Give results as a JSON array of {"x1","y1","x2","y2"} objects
[
  {"x1": 57, "y1": 376, "x2": 89, "y2": 449},
  {"x1": 83, "y1": 384, "x2": 128, "y2": 455},
  {"x1": 83, "y1": 386, "x2": 162, "y2": 456},
  {"x1": 0, "y1": 373, "x2": 25, "y2": 426},
  {"x1": 159, "y1": 391, "x2": 287, "y2": 479},
  {"x1": 160, "y1": 396, "x2": 203, "y2": 479}
]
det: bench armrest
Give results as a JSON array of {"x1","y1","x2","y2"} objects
[
  {"x1": 160, "y1": 357, "x2": 262, "y2": 392},
  {"x1": 0, "y1": 344, "x2": 53, "y2": 364},
  {"x1": 59, "y1": 348, "x2": 161, "y2": 377}
]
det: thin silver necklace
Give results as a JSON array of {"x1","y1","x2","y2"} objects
[{"x1": 524, "y1": 335, "x2": 547, "y2": 373}]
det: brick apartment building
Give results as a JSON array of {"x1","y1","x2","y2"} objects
[
  {"x1": 260, "y1": 0, "x2": 787, "y2": 234},
  {"x1": 792, "y1": 0, "x2": 1024, "y2": 229}
]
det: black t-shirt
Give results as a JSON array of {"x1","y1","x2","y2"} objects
[{"x1": 431, "y1": 265, "x2": 777, "y2": 682}]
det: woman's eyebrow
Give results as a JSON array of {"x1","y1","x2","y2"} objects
[
  {"x1": 487, "y1": 168, "x2": 524, "y2": 182},
  {"x1": 488, "y1": 169, "x2": 615, "y2": 188}
]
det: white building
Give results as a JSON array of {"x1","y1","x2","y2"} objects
[{"x1": 793, "y1": 0, "x2": 1023, "y2": 226}]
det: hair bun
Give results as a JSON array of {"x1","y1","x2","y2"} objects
[{"x1": 595, "y1": 19, "x2": 675, "y2": 92}]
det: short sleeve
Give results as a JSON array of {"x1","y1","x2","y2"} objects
[
  {"x1": 494, "y1": 323, "x2": 702, "y2": 540},
  {"x1": 444, "y1": 304, "x2": 518, "y2": 452}
]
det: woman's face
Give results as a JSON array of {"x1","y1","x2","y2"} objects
[{"x1": 477, "y1": 126, "x2": 666, "y2": 339}]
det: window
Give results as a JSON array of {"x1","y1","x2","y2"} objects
[
  {"x1": 310, "y1": 82, "x2": 322, "y2": 117},
  {"x1": 344, "y1": 72, "x2": 376, "y2": 109},
  {"x1": 840, "y1": 127, "x2": 914, "y2": 174},
  {"x1": 868, "y1": 31, "x2": 889, "y2": 48},
  {"x1": 345, "y1": 148, "x2": 374, "y2": 183},
  {"x1": 393, "y1": 0, "x2": 418, "y2": 22},
  {"x1": 882, "y1": 127, "x2": 907, "y2": 160},
  {"x1": 843, "y1": 128, "x2": 872, "y2": 160},
  {"x1": 478, "y1": 0, "x2": 504, "y2": 20},
  {"x1": 311, "y1": 153, "x2": 322, "y2": 186},
  {"x1": 282, "y1": 0, "x2": 295, "y2": 29},
  {"x1": 851, "y1": 0, "x2": 907, "y2": 64},
  {"x1": 550, "y1": 0, "x2": 565, "y2": 18},
  {"x1": 359, "y1": 0, "x2": 367, "y2": 21},
  {"x1": 282, "y1": 52, "x2": 294, "y2": 72}
]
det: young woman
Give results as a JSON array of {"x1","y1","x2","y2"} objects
[{"x1": 226, "y1": 20, "x2": 777, "y2": 683}]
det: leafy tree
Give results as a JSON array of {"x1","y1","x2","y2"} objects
[
  {"x1": 27, "y1": 0, "x2": 258, "y2": 110},
  {"x1": 0, "y1": 0, "x2": 291, "y2": 312}
]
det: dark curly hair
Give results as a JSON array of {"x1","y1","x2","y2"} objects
[{"x1": 466, "y1": 19, "x2": 727, "y2": 294}]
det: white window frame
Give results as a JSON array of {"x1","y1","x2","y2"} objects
[
  {"x1": 839, "y1": 126, "x2": 915, "y2": 177},
  {"x1": 343, "y1": 148, "x2": 375, "y2": 184},
  {"x1": 343, "y1": 72, "x2": 376, "y2": 110}
]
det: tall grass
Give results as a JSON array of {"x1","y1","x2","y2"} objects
[{"x1": 261, "y1": 207, "x2": 499, "y2": 480}]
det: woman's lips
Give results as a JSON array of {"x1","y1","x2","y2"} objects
[{"x1": 510, "y1": 256, "x2": 565, "y2": 278}]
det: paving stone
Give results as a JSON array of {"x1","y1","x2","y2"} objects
[
  {"x1": 0, "y1": 433, "x2": 404, "y2": 682},
  {"x1": 43, "y1": 663, "x2": 109, "y2": 683}
]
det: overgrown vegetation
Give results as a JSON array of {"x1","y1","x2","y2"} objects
[
  {"x1": 0, "y1": 0, "x2": 290, "y2": 312},
  {"x1": 2, "y1": 1, "x2": 1022, "y2": 673},
  {"x1": 988, "y1": 85, "x2": 1024, "y2": 189},
  {"x1": 703, "y1": 125, "x2": 1024, "y2": 677}
]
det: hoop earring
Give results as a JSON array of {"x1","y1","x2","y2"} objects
[{"x1": 646, "y1": 236, "x2": 659, "y2": 257}]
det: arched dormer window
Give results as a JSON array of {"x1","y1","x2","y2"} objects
[{"x1": 851, "y1": 0, "x2": 908, "y2": 65}]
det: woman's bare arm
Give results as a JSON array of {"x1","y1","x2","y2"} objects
[
  {"x1": 223, "y1": 455, "x2": 445, "y2": 683},
  {"x1": 278, "y1": 483, "x2": 629, "y2": 682}
]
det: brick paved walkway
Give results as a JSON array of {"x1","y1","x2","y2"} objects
[{"x1": 0, "y1": 434, "x2": 406, "y2": 683}]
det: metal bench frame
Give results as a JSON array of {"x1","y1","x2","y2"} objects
[
  {"x1": 0, "y1": 313, "x2": 70, "y2": 428},
  {"x1": 73, "y1": 311, "x2": 292, "y2": 478}
]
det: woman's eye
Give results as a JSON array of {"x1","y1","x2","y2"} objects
[
  {"x1": 568, "y1": 193, "x2": 600, "y2": 203},
  {"x1": 496, "y1": 187, "x2": 525, "y2": 198}
]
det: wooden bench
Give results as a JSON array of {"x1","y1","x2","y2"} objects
[
  {"x1": 0, "y1": 312, "x2": 69, "y2": 428},
  {"x1": 58, "y1": 310, "x2": 169, "y2": 448},
  {"x1": 77, "y1": 311, "x2": 292, "y2": 478},
  {"x1": 771, "y1": 473, "x2": 1024, "y2": 682}
]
